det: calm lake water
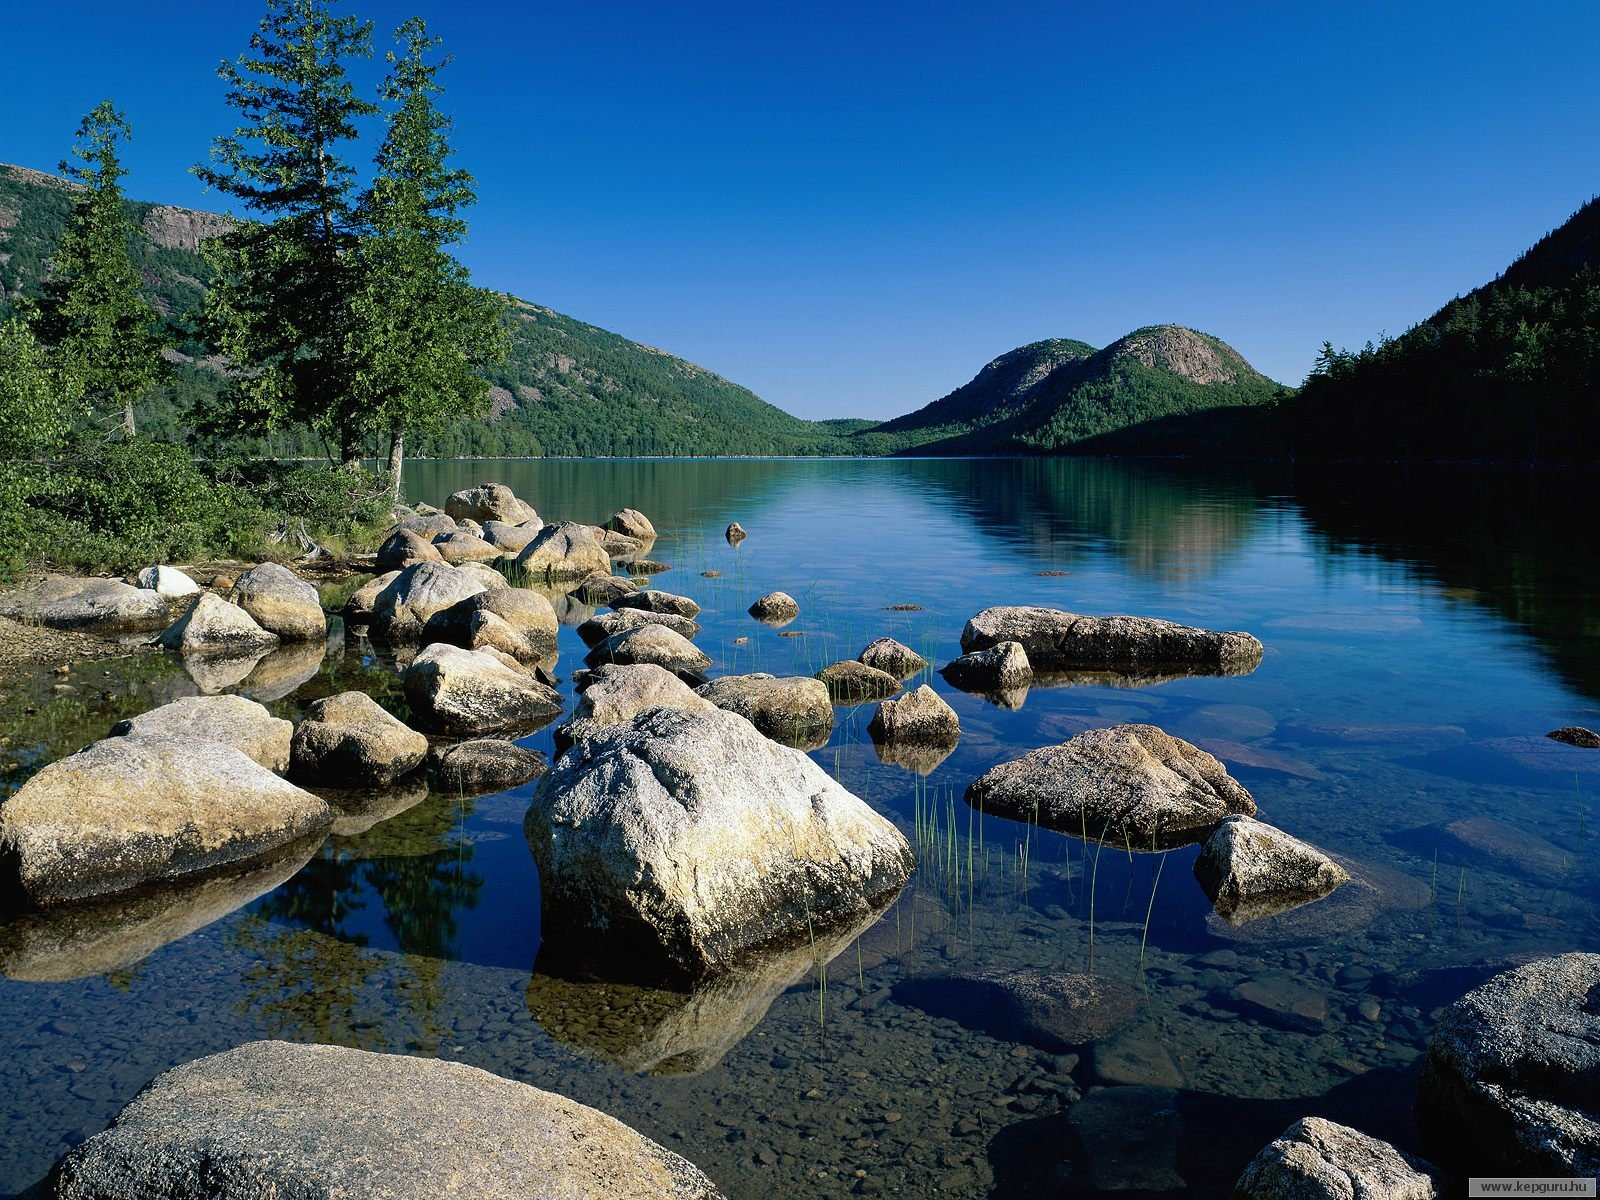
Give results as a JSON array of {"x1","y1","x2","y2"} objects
[{"x1": 2, "y1": 457, "x2": 1598, "y2": 1197}]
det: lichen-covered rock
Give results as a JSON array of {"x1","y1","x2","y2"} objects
[
  {"x1": 1417, "y1": 952, "x2": 1600, "y2": 1176},
  {"x1": 227, "y1": 561, "x2": 326, "y2": 641},
  {"x1": 815, "y1": 660, "x2": 901, "y2": 704},
  {"x1": 1234, "y1": 1117, "x2": 1439, "y2": 1200},
  {"x1": 431, "y1": 740, "x2": 548, "y2": 795},
  {"x1": 1546, "y1": 725, "x2": 1600, "y2": 749},
  {"x1": 444, "y1": 482, "x2": 539, "y2": 527},
  {"x1": 130, "y1": 565, "x2": 200, "y2": 598},
  {"x1": 157, "y1": 592, "x2": 280, "y2": 656},
  {"x1": 577, "y1": 607, "x2": 700, "y2": 648},
  {"x1": 51, "y1": 1040, "x2": 725, "y2": 1200},
  {"x1": 0, "y1": 575, "x2": 172, "y2": 635},
  {"x1": 695, "y1": 673, "x2": 834, "y2": 748},
  {"x1": 290, "y1": 692, "x2": 429, "y2": 787},
  {"x1": 1194, "y1": 816, "x2": 1349, "y2": 924},
  {"x1": 961, "y1": 606, "x2": 1263, "y2": 672},
  {"x1": 432, "y1": 530, "x2": 502, "y2": 564},
  {"x1": 748, "y1": 591, "x2": 798, "y2": 624},
  {"x1": 376, "y1": 527, "x2": 446, "y2": 571},
  {"x1": 368, "y1": 562, "x2": 489, "y2": 643},
  {"x1": 858, "y1": 636, "x2": 926, "y2": 679},
  {"x1": 421, "y1": 588, "x2": 559, "y2": 661},
  {"x1": 585, "y1": 624, "x2": 712, "y2": 678},
  {"x1": 940, "y1": 641, "x2": 1033, "y2": 691},
  {"x1": 604, "y1": 508, "x2": 657, "y2": 542},
  {"x1": 614, "y1": 589, "x2": 701, "y2": 619},
  {"x1": 526, "y1": 707, "x2": 913, "y2": 983},
  {"x1": 514, "y1": 521, "x2": 611, "y2": 581},
  {"x1": 111, "y1": 695, "x2": 293, "y2": 774},
  {"x1": 404, "y1": 643, "x2": 563, "y2": 735},
  {"x1": 965, "y1": 724, "x2": 1256, "y2": 848},
  {"x1": 0, "y1": 736, "x2": 332, "y2": 906},
  {"x1": 868, "y1": 685, "x2": 958, "y2": 747}
]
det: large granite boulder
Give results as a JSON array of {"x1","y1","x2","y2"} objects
[
  {"x1": 577, "y1": 607, "x2": 700, "y2": 648},
  {"x1": 603, "y1": 508, "x2": 657, "y2": 542},
  {"x1": 421, "y1": 588, "x2": 559, "y2": 661},
  {"x1": 391, "y1": 511, "x2": 459, "y2": 538},
  {"x1": 747, "y1": 591, "x2": 798, "y2": 624},
  {"x1": 368, "y1": 562, "x2": 489, "y2": 643},
  {"x1": 1194, "y1": 816, "x2": 1349, "y2": 924},
  {"x1": 130, "y1": 565, "x2": 200, "y2": 598},
  {"x1": 585, "y1": 624, "x2": 712, "y2": 677},
  {"x1": 868, "y1": 685, "x2": 958, "y2": 747},
  {"x1": 940, "y1": 641, "x2": 1034, "y2": 692},
  {"x1": 960, "y1": 606, "x2": 1264, "y2": 672},
  {"x1": 445, "y1": 482, "x2": 539, "y2": 526},
  {"x1": 1417, "y1": 952, "x2": 1600, "y2": 1175},
  {"x1": 157, "y1": 593, "x2": 280, "y2": 656},
  {"x1": 571, "y1": 663, "x2": 716, "y2": 729},
  {"x1": 431, "y1": 740, "x2": 548, "y2": 795},
  {"x1": 526, "y1": 707, "x2": 913, "y2": 983},
  {"x1": 815, "y1": 660, "x2": 901, "y2": 704},
  {"x1": 481, "y1": 519, "x2": 541, "y2": 554},
  {"x1": 1234, "y1": 1117, "x2": 1439, "y2": 1200},
  {"x1": 227, "y1": 561, "x2": 326, "y2": 641},
  {"x1": 514, "y1": 521, "x2": 610, "y2": 581},
  {"x1": 432, "y1": 529, "x2": 502, "y2": 564},
  {"x1": 376, "y1": 527, "x2": 446, "y2": 571},
  {"x1": 614, "y1": 589, "x2": 701, "y2": 620},
  {"x1": 341, "y1": 570, "x2": 400, "y2": 626},
  {"x1": 290, "y1": 692, "x2": 429, "y2": 787},
  {"x1": 597, "y1": 528, "x2": 645, "y2": 558},
  {"x1": 858, "y1": 636, "x2": 926, "y2": 679},
  {"x1": 51, "y1": 1040, "x2": 724, "y2": 1200},
  {"x1": 0, "y1": 736, "x2": 332, "y2": 906},
  {"x1": 0, "y1": 575, "x2": 171, "y2": 635},
  {"x1": 965, "y1": 723, "x2": 1256, "y2": 848},
  {"x1": 404, "y1": 643, "x2": 563, "y2": 735},
  {"x1": 695, "y1": 673, "x2": 834, "y2": 748},
  {"x1": 110, "y1": 694, "x2": 293, "y2": 774}
]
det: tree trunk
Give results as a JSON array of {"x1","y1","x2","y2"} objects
[
  {"x1": 387, "y1": 428, "x2": 405, "y2": 500},
  {"x1": 120, "y1": 399, "x2": 135, "y2": 440},
  {"x1": 340, "y1": 423, "x2": 363, "y2": 472}
]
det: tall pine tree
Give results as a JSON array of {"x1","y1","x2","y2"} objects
[
  {"x1": 349, "y1": 18, "x2": 506, "y2": 497},
  {"x1": 34, "y1": 102, "x2": 164, "y2": 440},
  {"x1": 195, "y1": 0, "x2": 376, "y2": 468}
]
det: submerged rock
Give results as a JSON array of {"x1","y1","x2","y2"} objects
[
  {"x1": 695, "y1": 673, "x2": 834, "y2": 748},
  {"x1": 815, "y1": 660, "x2": 901, "y2": 704},
  {"x1": 111, "y1": 694, "x2": 293, "y2": 774},
  {"x1": 577, "y1": 607, "x2": 700, "y2": 648},
  {"x1": 514, "y1": 521, "x2": 610, "y2": 581},
  {"x1": 444, "y1": 481, "x2": 539, "y2": 527},
  {"x1": 227, "y1": 561, "x2": 326, "y2": 641},
  {"x1": 1193, "y1": 815, "x2": 1349, "y2": 924},
  {"x1": 614, "y1": 589, "x2": 702, "y2": 619},
  {"x1": 965, "y1": 723, "x2": 1256, "y2": 848},
  {"x1": 0, "y1": 575, "x2": 171, "y2": 635},
  {"x1": 431, "y1": 740, "x2": 548, "y2": 795},
  {"x1": 1234, "y1": 1117, "x2": 1439, "y2": 1200},
  {"x1": 893, "y1": 968, "x2": 1136, "y2": 1052},
  {"x1": 0, "y1": 736, "x2": 332, "y2": 907},
  {"x1": 157, "y1": 592, "x2": 279, "y2": 656},
  {"x1": 526, "y1": 707, "x2": 913, "y2": 983},
  {"x1": 404, "y1": 644, "x2": 563, "y2": 735},
  {"x1": 940, "y1": 641, "x2": 1033, "y2": 692},
  {"x1": 858, "y1": 636, "x2": 926, "y2": 679},
  {"x1": 290, "y1": 691, "x2": 429, "y2": 787},
  {"x1": 960, "y1": 605, "x2": 1264, "y2": 673},
  {"x1": 747, "y1": 591, "x2": 799, "y2": 624},
  {"x1": 51, "y1": 1040, "x2": 725, "y2": 1200},
  {"x1": 1417, "y1": 952, "x2": 1600, "y2": 1176},
  {"x1": 130, "y1": 565, "x2": 200, "y2": 598},
  {"x1": 868, "y1": 685, "x2": 958, "y2": 747}
]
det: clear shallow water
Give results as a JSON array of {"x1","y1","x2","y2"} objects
[{"x1": 2, "y1": 457, "x2": 1598, "y2": 1197}]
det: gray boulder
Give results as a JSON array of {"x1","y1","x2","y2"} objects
[
  {"x1": 514, "y1": 521, "x2": 610, "y2": 581},
  {"x1": 815, "y1": 660, "x2": 901, "y2": 704},
  {"x1": 376, "y1": 527, "x2": 446, "y2": 571},
  {"x1": 577, "y1": 607, "x2": 700, "y2": 648},
  {"x1": 576, "y1": 571, "x2": 641, "y2": 607},
  {"x1": 575, "y1": 663, "x2": 717, "y2": 727},
  {"x1": 421, "y1": 587, "x2": 559, "y2": 661},
  {"x1": 432, "y1": 530, "x2": 502, "y2": 564},
  {"x1": 526, "y1": 707, "x2": 913, "y2": 982},
  {"x1": 51, "y1": 1040, "x2": 724, "y2": 1200},
  {"x1": 431, "y1": 740, "x2": 548, "y2": 795},
  {"x1": 0, "y1": 575, "x2": 171, "y2": 635},
  {"x1": 111, "y1": 694, "x2": 293, "y2": 774},
  {"x1": 404, "y1": 643, "x2": 563, "y2": 735},
  {"x1": 1234, "y1": 1117, "x2": 1439, "y2": 1200},
  {"x1": 961, "y1": 605, "x2": 1264, "y2": 673},
  {"x1": 1194, "y1": 816, "x2": 1349, "y2": 924},
  {"x1": 858, "y1": 636, "x2": 926, "y2": 678},
  {"x1": 748, "y1": 591, "x2": 798, "y2": 624},
  {"x1": 227, "y1": 561, "x2": 325, "y2": 641},
  {"x1": 130, "y1": 565, "x2": 200, "y2": 598},
  {"x1": 965, "y1": 723, "x2": 1256, "y2": 848},
  {"x1": 1417, "y1": 952, "x2": 1600, "y2": 1175},
  {"x1": 868, "y1": 685, "x2": 958, "y2": 747},
  {"x1": 598, "y1": 528, "x2": 645, "y2": 558},
  {"x1": 0, "y1": 736, "x2": 332, "y2": 906},
  {"x1": 585, "y1": 624, "x2": 712, "y2": 677},
  {"x1": 695, "y1": 673, "x2": 834, "y2": 748},
  {"x1": 391, "y1": 512, "x2": 459, "y2": 538},
  {"x1": 444, "y1": 482, "x2": 539, "y2": 526},
  {"x1": 341, "y1": 569, "x2": 400, "y2": 626},
  {"x1": 369, "y1": 562, "x2": 489, "y2": 643},
  {"x1": 614, "y1": 589, "x2": 701, "y2": 619},
  {"x1": 604, "y1": 507, "x2": 657, "y2": 541},
  {"x1": 481, "y1": 519, "x2": 541, "y2": 553},
  {"x1": 290, "y1": 692, "x2": 429, "y2": 787},
  {"x1": 940, "y1": 641, "x2": 1034, "y2": 691},
  {"x1": 157, "y1": 592, "x2": 280, "y2": 656}
]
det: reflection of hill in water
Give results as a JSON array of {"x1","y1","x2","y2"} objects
[{"x1": 1290, "y1": 464, "x2": 1600, "y2": 704}]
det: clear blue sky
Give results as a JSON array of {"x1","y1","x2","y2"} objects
[{"x1": 6, "y1": 1, "x2": 1597, "y2": 420}]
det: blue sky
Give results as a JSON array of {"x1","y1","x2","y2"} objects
[{"x1": 6, "y1": 1, "x2": 1597, "y2": 420}]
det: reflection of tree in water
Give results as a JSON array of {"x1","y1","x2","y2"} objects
[{"x1": 231, "y1": 794, "x2": 484, "y2": 1054}]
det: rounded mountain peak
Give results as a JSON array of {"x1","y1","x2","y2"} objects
[{"x1": 1103, "y1": 325, "x2": 1255, "y2": 386}]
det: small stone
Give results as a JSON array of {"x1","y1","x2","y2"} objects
[{"x1": 1546, "y1": 725, "x2": 1600, "y2": 748}]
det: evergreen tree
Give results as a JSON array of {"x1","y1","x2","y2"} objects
[
  {"x1": 195, "y1": 0, "x2": 376, "y2": 468},
  {"x1": 349, "y1": 17, "x2": 507, "y2": 497},
  {"x1": 34, "y1": 102, "x2": 164, "y2": 439}
]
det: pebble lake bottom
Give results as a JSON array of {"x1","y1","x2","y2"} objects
[{"x1": 1, "y1": 456, "x2": 1597, "y2": 1197}]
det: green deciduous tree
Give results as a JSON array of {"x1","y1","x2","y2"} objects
[
  {"x1": 33, "y1": 102, "x2": 165, "y2": 439},
  {"x1": 0, "y1": 317, "x2": 81, "y2": 459},
  {"x1": 349, "y1": 17, "x2": 508, "y2": 497},
  {"x1": 195, "y1": 0, "x2": 377, "y2": 468}
]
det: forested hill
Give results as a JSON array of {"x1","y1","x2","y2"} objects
[
  {"x1": 0, "y1": 162, "x2": 855, "y2": 458},
  {"x1": 853, "y1": 325, "x2": 1283, "y2": 455}
]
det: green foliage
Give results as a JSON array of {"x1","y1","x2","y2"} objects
[
  {"x1": 31, "y1": 103, "x2": 166, "y2": 438},
  {"x1": 0, "y1": 318, "x2": 78, "y2": 459}
]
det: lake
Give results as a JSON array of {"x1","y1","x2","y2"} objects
[{"x1": 2, "y1": 456, "x2": 1597, "y2": 1197}]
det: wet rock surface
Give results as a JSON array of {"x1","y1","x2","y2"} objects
[{"x1": 1546, "y1": 725, "x2": 1600, "y2": 748}]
